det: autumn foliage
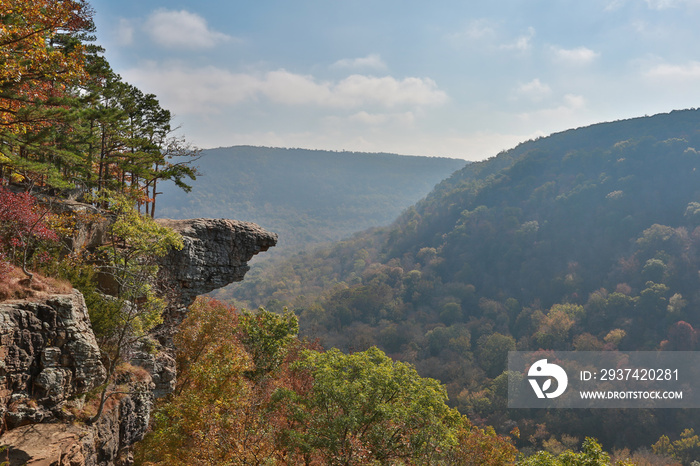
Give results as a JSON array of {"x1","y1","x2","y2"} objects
[
  {"x1": 136, "y1": 297, "x2": 517, "y2": 465},
  {"x1": 0, "y1": 185, "x2": 59, "y2": 272},
  {"x1": 137, "y1": 298, "x2": 301, "y2": 464},
  {"x1": 0, "y1": 0, "x2": 198, "y2": 215},
  {"x1": 0, "y1": 185, "x2": 66, "y2": 301},
  {"x1": 0, "y1": 0, "x2": 93, "y2": 129}
]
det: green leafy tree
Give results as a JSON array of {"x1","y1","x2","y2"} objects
[
  {"x1": 77, "y1": 61, "x2": 198, "y2": 214},
  {"x1": 275, "y1": 346, "x2": 463, "y2": 465},
  {"x1": 237, "y1": 306, "x2": 299, "y2": 382},
  {"x1": 89, "y1": 192, "x2": 183, "y2": 423},
  {"x1": 477, "y1": 332, "x2": 516, "y2": 378},
  {"x1": 139, "y1": 299, "x2": 517, "y2": 465},
  {"x1": 671, "y1": 429, "x2": 700, "y2": 466},
  {"x1": 652, "y1": 434, "x2": 674, "y2": 457},
  {"x1": 138, "y1": 298, "x2": 304, "y2": 465},
  {"x1": 518, "y1": 438, "x2": 615, "y2": 466},
  {"x1": 0, "y1": 0, "x2": 94, "y2": 188}
]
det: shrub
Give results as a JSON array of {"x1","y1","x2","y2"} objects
[{"x1": 0, "y1": 187, "x2": 59, "y2": 276}]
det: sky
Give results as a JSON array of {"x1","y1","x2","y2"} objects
[{"x1": 88, "y1": 0, "x2": 700, "y2": 161}]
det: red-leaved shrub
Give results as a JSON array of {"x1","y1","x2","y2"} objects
[{"x1": 0, "y1": 187, "x2": 59, "y2": 266}]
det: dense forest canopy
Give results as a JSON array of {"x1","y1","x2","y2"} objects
[
  {"x1": 155, "y1": 146, "x2": 465, "y2": 255},
  {"x1": 226, "y1": 109, "x2": 700, "y2": 455},
  {"x1": 0, "y1": 2, "x2": 520, "y2": 463}
]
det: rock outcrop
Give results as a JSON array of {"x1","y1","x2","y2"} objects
[
  {"x1": 0, "y1": 217, "x2": 277, "y2": 465},
  {"x1": 1, "y1": 382, "x2": 153, "y2": 465},
  {"x1": 0, "y1": 290, "x2": 106, "y2": 429},
  {"x1": 152, "y1": 218, "x2": 277, "y2": 346},
  {"x1": 156, "y1": 218, "x2": 278, "y2": 308},
  {"x1": 0, "y1": 291, "x2": 151, "y2": 464}
]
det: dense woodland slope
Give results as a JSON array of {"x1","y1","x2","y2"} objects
[
  {"x1": 225, "y1": 109, "x2": 700, "y2": 453},
  {"x1": 156, "y1": 146, "x2": 465, "y2": 255}
]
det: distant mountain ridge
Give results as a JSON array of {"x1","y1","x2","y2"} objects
[
  {"x1": 223, "y1": 109, "x2": 700, "y2": 448},
  {"x1": 156, "y1": 146, "x2": 465, "y2": 256}
]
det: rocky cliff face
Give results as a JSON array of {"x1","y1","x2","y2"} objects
[
  {"x1": 0, "y1": 290, "x2": 151, "y2": 465},
  {"x1": 0, "y1": 290, "x2": 105, "y2": 429},
  {"x1": 0, "y1": 217, "x2": 277, "y2": 465}
]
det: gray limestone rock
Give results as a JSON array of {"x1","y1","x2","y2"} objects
[
  {"x1": 130, "y1": 338, "x2": 176, "y2": 399},
  {"x1": 0, "y1": 290, "x2": 106, "y2": 428},
  {"x1": 153, "y1": 218, "x2": 277, "y2": 345},
  {"x1": 156, "y1": 218, "x2": 277, "y2": 308}
]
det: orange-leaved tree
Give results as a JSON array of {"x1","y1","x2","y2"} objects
[
  {"x1": 138, "y1": 297, "x2": 518, "y2": 466},
  {"x1": 0, "y1": 0, "x2": 93, "y2": 127},
  {"x1": 137, "y1": 298, "x2": 305, "y2": 465},
  {"x1": 0, "y1": 0, "x2": 94, "y2": 186}
]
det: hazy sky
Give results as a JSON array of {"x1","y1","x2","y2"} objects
[{"x1": 89, "y1": 0, "x2": 700, "y2": 160}]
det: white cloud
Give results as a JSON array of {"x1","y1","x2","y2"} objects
[
  {"x1": 518, "y1": 94, "x2": 587, "y2": 123},
  {"x1": 261, "y1": 70, "x2": 333, "y2": 105},
  {"x1": 447, "y1": 19, "x2": 497, "y2": 44},
  {"x1": 645, "y1": 0, "x2": 673, "y2": 8},
  {"x1": 346, "y1": 111, "x2": 416, "y2": 126},
  {"x1": 604, "y1": 0, "x2": 628, "y2": 11},
  {"x1": 501, "y1": 27, "x2": 535, "y2": 52},
  {"x1": 115, "y1": 18, "x2": 135, "y2": 46},
  {"x1": 145, "y1": 9, "x2": 233, "y2": 49},
  {"x1": 123, "y1": 63, "x2": 258, "y2": 113},
  {"x1": 123, "y1": 63, "x2": 448, "y2": 114},
  {"x1": 330, "y1": 74, "x2": 448, "y2": 107},
  {"x1": 516, "y1": 79, "x2": 552, "y2": 102},
  {"x1": 464, "y1": 19, "x2": 497, "y2": 39},
  {"x1": 645, "y1": 61, "x2": 700, "y2": 81},
  {"x1": 563, "y1": 94, "x2": 586, "y2": 109},
  {"x1": 332, "y1": 54, "x2": 387, "y2": 70},
  {"x1": 645, "y1": 0, "x2": 700, "y2": 8},
  {"x1": 254, "y1": 71, "x2": 447, "y2": 107},
  {"x1": 551, "y1": 46, "x2": 600, "y2": 65}
]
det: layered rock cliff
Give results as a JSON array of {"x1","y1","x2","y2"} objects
[
  {"x1": 0, "y1": 291, "x2": 147, "y2": 464},
  {"x1": 0, "y1": 290, "x2": 105, "y2": 429},
  {"x1": 0, "y1": 217, "x2": 277, "y2": 465}
]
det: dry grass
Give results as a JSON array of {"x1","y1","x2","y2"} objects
[
  {"x1": 70, "y1": 388, "x2": 125, "y2": 423},
  {"x1": 115, "y1": 362, "x2": 152, "y2": 383},
  {"x1": 0, "y1": 264, "x2": 72, "y2": 302}
]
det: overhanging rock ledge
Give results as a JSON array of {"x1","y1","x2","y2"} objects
[{"x1": 154, "y1": 218, "x2": 278, "y2": 341}]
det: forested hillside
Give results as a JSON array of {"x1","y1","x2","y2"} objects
[
  {"x1": 11, "y1": 0, "x2": 700, "y2": 463},
  {"x1": 226, "y1": 109, "x2": 700, "y2": 454},
  {"x1": 155, "y1": 146, "x2": 465, "y2": 254}
]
